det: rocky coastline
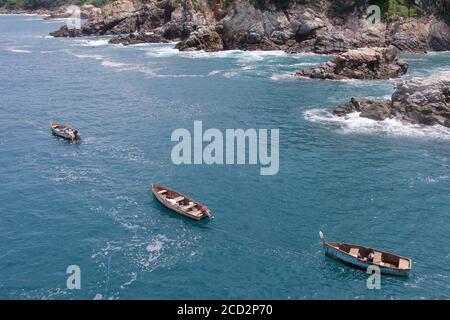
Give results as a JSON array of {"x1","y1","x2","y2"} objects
[
  {"x1": 47, "y1": 0, "x2": 450, "y2": 54},
  {"x1": 0, "y1": 7, "x2": 52, "y2": 15}
]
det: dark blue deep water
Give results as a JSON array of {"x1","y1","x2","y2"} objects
[{"x1": 1, "y1": 15, "x2": 449, "y2": 299}]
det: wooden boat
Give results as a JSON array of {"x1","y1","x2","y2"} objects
[
  {"x1": 320, "y1": 232, "x2": 412, "y2": 276},
  {"x1": 152, "y1": 183, "x2": 213, "y2": 221},
  {"x1": 50, "y1": 121, "x2": 80, "y2": 141}
]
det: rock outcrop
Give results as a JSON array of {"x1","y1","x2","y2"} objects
[
  {"x1": 108, "y1": 32, "x2": 168, "y2": 45},
  {"x1": 50, "y1": 0, "x2": 168, "y2": 37},
  {"x1": 334, "y1": 98, "x2": 393, "y2": 121},
  {"x1": 106, "y1": 0, "x2": 216, "y2": 46},
  {"x1": 49, "y1": 25, "x2": 85, "y2": 37},
  {"x1": 386, "y1": 17, "x2": 450, "y2": 53},
  {"x1": 333, "y1": 75, "x2": 450, "y2": 127},
  {"x1": 175, "y1": 26, "x2": 224, "y2": 51},
  {"x1": 296, "y1": 47, "x2": 408, "y2": 80}
]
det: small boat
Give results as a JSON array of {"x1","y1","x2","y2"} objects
[
  {"x1": 319, "y1": 231, "x2": 412, "y2": 276},
  {"x1": 50, "y1": 121, "x2": 80, "y2": 141},
  {"x1": 152, "y1": 183, "x2": 213, "y2": 221}
]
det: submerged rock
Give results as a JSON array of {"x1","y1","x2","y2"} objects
[
  {"x1": 296, "y1": 47, "x2": 408, "y2": 80},
  {"x1": 334, "y1": 98, "x2": 392, "y2": 121},
  {"x1": 333, "y1": 75, "x2": 450, "y2": 127}
]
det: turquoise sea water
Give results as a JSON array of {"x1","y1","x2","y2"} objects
[{"x1": 1, "y1": 15, "x2": 450, "y2": 299}]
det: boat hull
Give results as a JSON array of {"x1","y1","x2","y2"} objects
[
  {"x1": 152, "y1": 184, "x2": 208, "y2": 221},
  {"x1": 51, "y1": 129, "x2": 80, "y2": 141},
  {"x1": 50, "y1": 122, "x2": 80, "y2": 141},
  {"x1": 324, "y1": 244, "x2": 410, "y2": 277}
]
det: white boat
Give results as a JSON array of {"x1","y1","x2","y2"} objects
[
  {"x1": 50, "y1": 121, "x2": 80, "y2": 141},
  {"x1": 152, "y1": 183, "x2": 213, "y2": 221},
  {"x1": 320, "y1": 232, "x2": 412, "y2": 277}
]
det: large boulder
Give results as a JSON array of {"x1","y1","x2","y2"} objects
[
  {"x1": 387, "y1": 18, "x2": 429, "y2": 52},
  {"x1": 175, "y1": 26, "x2": 224, "y2": 51},
  {"x1": 333, "y1": 75, "x2": 450, "y2": 127},
  {"x1": 428, "y1": 20, "x2": 450, "y2": 51},
  {"x1": 391, "y1": 76, "x2": 450, "y2": 126},
  {"x1": 296, "y1": 47, "x2": 408, "y2": 80},
  {"x1": 334, "y1": 98, "x2": 392, "y2": 121},
  {"x1": 49, "y1": 25, "x2": 84, "y2": 37}
]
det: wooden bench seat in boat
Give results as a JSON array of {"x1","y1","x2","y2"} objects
[
  {"x1": 171, "y1": 196, "x2": 184, "y2": 203},
  {"x1": 373, "y1": 252, "x2": 383, "y2": 264},
  {"x1": 181, "y1": 203, "x2": 196, "y2": 210},
  {"x1": 398, "y1": 258, "x2": 410, "y2": 269},
  {"x1": 349, "y1": 248, "x2": 359, "y2": 257},
  {"x1": 158, "y1": 190, "x2": 167, "y2": 195}
]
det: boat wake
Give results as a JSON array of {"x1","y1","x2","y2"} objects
[{"x1": 304, "y1": 109, "x2": 450, "y2": 140}]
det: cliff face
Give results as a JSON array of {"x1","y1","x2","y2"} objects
[{"x1": 49, "y1": 0, "x2": 450, "y2": 53}]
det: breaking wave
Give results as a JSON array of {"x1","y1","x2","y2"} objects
[
  {"x1": 75, "y1": 38, "x2": 110, "y2": 47},
  {"x1": 270, "y1": 73, "x2": 296, "y2": 81},
  {"x1": 304, "y1": 109, "x2": 450, "y2": 140}
]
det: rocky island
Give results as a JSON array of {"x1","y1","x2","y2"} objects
[
  {"x1": 334, "y1": 75, "x2": 450, "y2": 127},
  {"x1": 295, "y1": 46, "x2": 408, "y2": 80}
]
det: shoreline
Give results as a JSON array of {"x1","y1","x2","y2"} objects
[{"x1": 0, "y1": 9, "x2": 52, "y2": 16}]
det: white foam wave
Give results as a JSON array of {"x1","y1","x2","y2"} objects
[
  {"x1": 304, "y1": 109, "x2": 450, "y2": 139},
  {"x1": 208, "y1": 70, "x2": 222, "y2": 76},
  {"x1": 120, "y1": 272, "x2": 137, "y2": 289},
  {"x1": 293, "y1": 62, "x2": 319, "y2": 67},
  {"x1": 67, "y1": 51, "x2": 104, "y2": 60},
  {"x1": 144, "y1": 46, "x2": 325, "y2": 62},
  {"x1": 76, "y1": 39, "x2": 110, "y2": 47},
  {"x1": 6, "y1": 46, "x2": 31, "y2": 53},
  {"x1": 101, "y1": 60, "x2": 129, "y2": 68},
  {"x1": 67, "y1": 50, "x2": 156, "y2": 74},
  {"x1": 223, "y1": 71, "x2": 239, "y2": 78},
  {"x1": 270, "y1": 73, "x2": 295, "y2": 81},
  {"x1": 421, "y1": 175, "x2": 449, "y2": 184},
  {"x1": 144, "y1": 46, "x2": 180, "y2": 57},
  {"x1": 156, "y1": 73, "x2": 204, "y2": 78}
]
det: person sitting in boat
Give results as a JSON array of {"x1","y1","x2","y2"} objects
[{"x1": 367, "y1": 251, "x2": 374, "y2": 262}]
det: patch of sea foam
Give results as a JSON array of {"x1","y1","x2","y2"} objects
[{"x1": 304, "y1": 109, "x2": 450, "y2": 140}]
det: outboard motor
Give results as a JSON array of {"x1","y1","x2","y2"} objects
[
  {"x1": 200, "y1": 206, "x2": 214, "y2": 220},
  {"x1": 205, "y1": 209, "x2": 214, "y2": 220}
]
